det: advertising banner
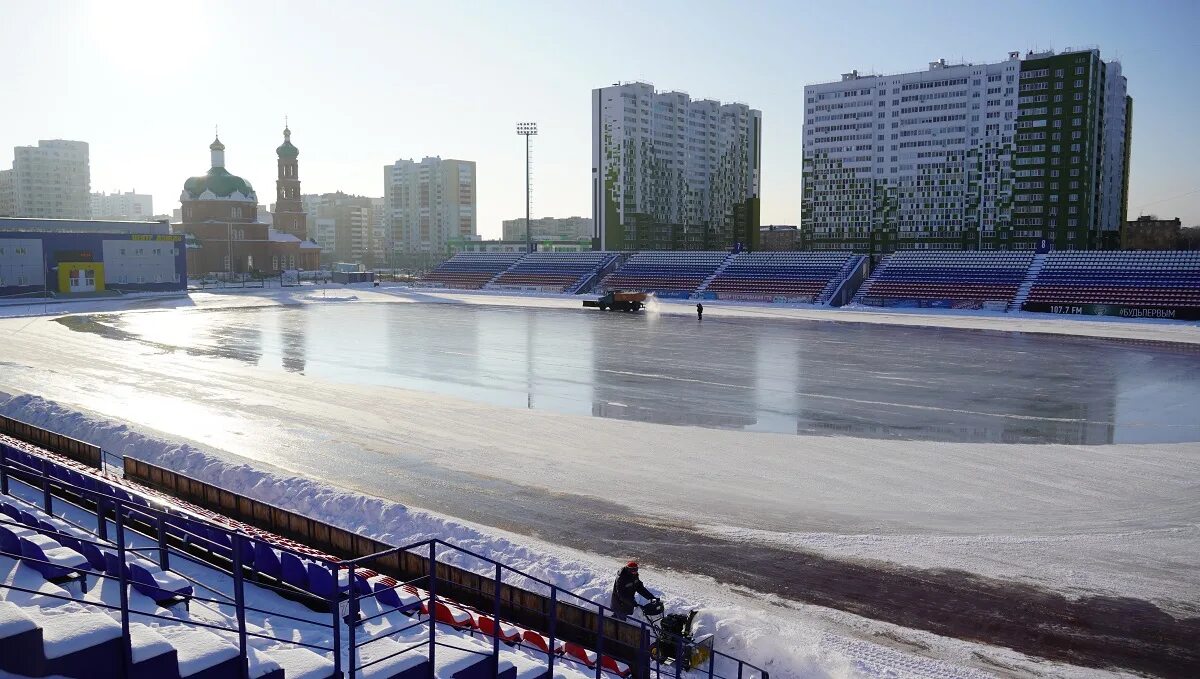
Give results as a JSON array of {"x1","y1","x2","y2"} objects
[
  {"x1": 860, "y1": 297, "x2": 1002, "y2": 310},
  {"x1": 1022, "y1": 302, "x2": 1200, "y2": 321}
]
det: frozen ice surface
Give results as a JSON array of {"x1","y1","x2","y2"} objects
[{"x1": 0, "y1": 287, "x2": 1197, "y2": 677}]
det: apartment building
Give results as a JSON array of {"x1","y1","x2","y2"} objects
[
  {"x1": 91, "y1": 190, "x2": 153, "y2": 220},
  {"x1": 8, "y1": 140, "x2": 91, "y2": 219},
  {"x1": 801, "y1": 49, "x2": 1130, "y2": 253},
  {"x1": 384, "y1": 157, "x2": 476, "y2": 254},
  {"x1": 592, "y1": 82, "x2": 761, "y2": 251}
]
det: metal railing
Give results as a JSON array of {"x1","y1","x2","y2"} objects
[
  {"x1": 340, "y1": 540, "x2": 770, "y2": 679},
  {"x1": 0, "y1": 451, "x2": 335, "y2": 679},
  {"x1": 0, "y1": 442, "x2": 771, "y2": 679}
]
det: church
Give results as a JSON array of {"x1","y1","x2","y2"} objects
[{"x1": 177, "y1": 126, "x2": 320, "y2": 275}]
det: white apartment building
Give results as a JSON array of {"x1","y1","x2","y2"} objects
[
  {"x1": 0, "y1": 170, "x2": 13, "y2": 217},
  {"x1": 501, "y1": 216, "x2": 593, "y2": 242},
  {"x1": 9, "y1": 140, "x2": 91, "y2": 219},
  {"x1": 91, "y1": 190, "x2": 153, "y2": 220},
  {"x1": 384, "y1": 157, "x2": 476, "y2": 253},
  {"x1": 370, "y1": 196, "x2": 388, "y2": 265},
  {"x1": 802, "y1": 49, "x2": 1130, "y2": 253},
  {"x1": 591, "y1": 82, "x2": 761, "y2": 251}
]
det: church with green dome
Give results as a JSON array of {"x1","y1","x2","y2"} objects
[{"x1": 177, "y1": 129, "x2": 320, "y2": 275}]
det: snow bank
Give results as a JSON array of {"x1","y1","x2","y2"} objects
[{"x1": 0, "y1": 392, "x2": 1099, "y2": 679}]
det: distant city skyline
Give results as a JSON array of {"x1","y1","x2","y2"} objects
[{"x1": 1, "y1": 0, "x2": 1197, "y2": 238}]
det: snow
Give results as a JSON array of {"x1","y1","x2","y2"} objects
[
  {"x1": 0, "y1": 599, "x2": 36, "y2": 636},
  {"x1": 0, "y1": 559, "x2": 122, "y2": 659},
  {"x1": 1, "y1": 286, "x2": 1195, "y2": 677}
]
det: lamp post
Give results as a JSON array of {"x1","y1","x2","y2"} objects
[{"x1": 515, "y1": 122, "x2": 537, "y2": 253}]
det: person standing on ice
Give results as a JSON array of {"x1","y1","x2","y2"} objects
[
  {"x1": 610, "y1": 561, "x2": 657, "y2": 620},
  {"x1": 696, "y1": 303, "x2": 704, "y2": 321}
]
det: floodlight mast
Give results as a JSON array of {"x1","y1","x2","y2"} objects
[{"x1": 515, "y1": 123, "x2": 538, "y2": 253}]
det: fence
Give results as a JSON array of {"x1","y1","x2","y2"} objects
[{"x1": 0, "y1": 415, "x2": 102, "y2": 470}]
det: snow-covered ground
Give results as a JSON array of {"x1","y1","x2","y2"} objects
[{"x1": 0, "y1": 286, "x2": 1196, "y2": 677}]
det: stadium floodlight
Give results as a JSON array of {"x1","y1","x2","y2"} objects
[{"x1": 516, "y1": 122, "x2": 538, "y2": 253}]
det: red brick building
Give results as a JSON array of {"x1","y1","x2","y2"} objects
[{"x1": 178, "y1": 129, "x2": 320, "y2": 275}]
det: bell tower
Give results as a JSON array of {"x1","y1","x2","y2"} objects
[{"x1": 274, "y1": 121, "x2": 306, "y2": 239}]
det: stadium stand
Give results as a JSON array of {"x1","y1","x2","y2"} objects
[
  {"x1": 598, "y1": 252, "x2": 730, "y2": 296},
  {"x1": 702, "y1": 252, "x2": 855, "y2": 303},
  {"x1": 854, "y1": 251, "x2": 1035, "y2": 308},
  {"x1": 0, "y1": 431, "x2": 768, "y2": 679},
  {"x1": 420, "y1": 253, "x2": 525, "y2": 290},
  {"x1": 487, "y1": 252, "x2": 617, "y2": 293},
  {"x1": 1022, "y1": 250, "x2": 1200, "y2": 310}
]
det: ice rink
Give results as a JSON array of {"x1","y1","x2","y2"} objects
[
  {"x1": 78, "y1": 296, "x2": 1200, "y2": 444},
  {"x1": 1, "y1": 289, "x2": 1198, "y2": 675}
]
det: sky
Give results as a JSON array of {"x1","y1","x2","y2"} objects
[{"x1": 1, "y1": 0, "x2": 1198, "y2": 237}]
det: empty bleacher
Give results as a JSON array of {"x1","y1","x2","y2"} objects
[
  {"x1": 0, "y1": 430, "x2": 768, "y2": 679},
  {"x1": 1023, "y1": 251, "x2": 1200, "y2": 310},
  {"x1": 704, "y1": 252, "x2": 854, "y2": 303},
  {"x1": 487, "y1": 252, "x2": 616, "y2": 293},
  {"x1": 598, "y1": 252, "x2": 729, "y2": 295},
  {"x1": 855, "y1": 251, "x2": 1035, "y2": 308},
  {"x1": 419, "y1": 253, "x2": 524, "y2": 290}
]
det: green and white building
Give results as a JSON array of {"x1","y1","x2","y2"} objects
[
  {"x1": 591, "y1": 82, "x2": 762, "y2": 251},
  {"x1": 802, "y1": 49, "x2": 1130, "y2": 253}
]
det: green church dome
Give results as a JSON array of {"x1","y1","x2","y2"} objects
[
  {"x1": 277, "y1": 126, "x2": 299, "y2": 159},
  {"x1": 182, "y1": 167, "x2": 256, "y2": 201}
]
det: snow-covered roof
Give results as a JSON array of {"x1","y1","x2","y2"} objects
[
  {"x1": 299, "y1": 240, "x2": 321, "y2": 249},
  {"x1": 268, "y1": 229, "x2": 301, "y2": 243}
]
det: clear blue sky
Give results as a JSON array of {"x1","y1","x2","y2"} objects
[{"x1": 2, "y1": 0, "x2": 1197, "y2": 235}]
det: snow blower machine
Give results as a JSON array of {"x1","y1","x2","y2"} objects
[
  {"x1": 640, "y1": 600, "x2": 713, "y2": 671},
  {"x1": 582, "y1": 290, "x2": 647, "y2": 312}
]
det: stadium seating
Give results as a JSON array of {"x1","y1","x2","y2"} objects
[
  {"x1": 420, "y1": 253, "x2": 524, "y2": 290},
  {"x1": 1024, "y1": 251, "x2": 1200, "y2": 309},
  {"x1": 2, "y1": 434, "x2": 761, "y2": 679},
  {"x1": 704, "y1": 252, "x2": 854, "y2": 302},
  {"x1": 598, "y1": 252, "x2": 729, "y2": 295},
  {"x1": 856, "y1": 251, "x2": 1035, "y2": 306},
  {"x1": 488, "y1": 252, "x2": 616, "y2": 293}
]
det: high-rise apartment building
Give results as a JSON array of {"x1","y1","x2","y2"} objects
[
  {"x1": 370, "y1": 196, "x2": 388, "y2": 266},
  {"x1": 90, "y1": 190, "x2": 153, "y2": 220},
  {"x1": 0, "y1": 170, "x2": 13, "y2": 217},
  {"x1": 502, "y1": 216, "x2": 593, "y2": 242},
  {"x1": 9, "y1": 140, "x2": 91, "y2": 219},
  {"x1": 802, "y1": 49, "x2": 1130, "y2": 253},
  {"x1": 384, "y1": 157, "x2": 476, "y2": 253},
  {"x1": 592, "y1": 82, "x2": 761, "y2": 251}
]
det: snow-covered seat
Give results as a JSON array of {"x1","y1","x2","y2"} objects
[
  {"x1": 129, "y1": 562, "x2": 193, "y2": 608},
  {"x1": 17, "y1": 535, "x2": 88, "y2": 584},
  {"x1": 473, "y1": 613, "x2": 522, "y2": 644}
]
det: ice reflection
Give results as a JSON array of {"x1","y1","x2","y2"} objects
[{"x1": 96, "y1": 303, "x2": 1200, "y2": 445}]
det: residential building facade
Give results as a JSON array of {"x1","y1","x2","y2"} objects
[
  {"x1": 591, "y1": 82, "x2": 761, "y2": 251},
  {"x1": 90, "y1": 190, "x2": 153, "y2": 220},
  {"x1": 801, "y1": 49, "x2": 1131, "y2": 253},
  {"x1": 302, "y1": 192, "x2": 375, "y2": 266},
  {"x1": 9, "y1": 140, "x2": 91, "y2": 219},
  {"x1": 384, "y1": 157, "x2": 476, "y2": 254},
  {"x1": 0, "y1": 170, "x2": 13, "y2": 217},
  {"x1": 502, "y1": 216, "x2": 593, "y2": 242}
]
